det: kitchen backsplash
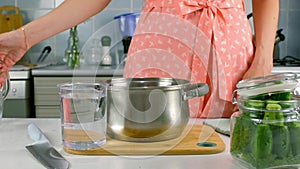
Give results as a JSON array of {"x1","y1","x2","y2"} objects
[
  {"x1": 244, "y1": 0, "x2": 299, "y2": 60},
  {"x1": 0, "y1": 0, "x2": 299, "y2": 64},
  {"x1": 278, "y1": 0, "x2": 300, "y2": 59}
]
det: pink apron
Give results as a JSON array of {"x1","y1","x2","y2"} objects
[{"x1": 123, "y1": 0, "x2": 254, "y2": 118}]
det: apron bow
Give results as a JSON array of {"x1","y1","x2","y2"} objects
[
  {"x1": 180, "y1": 0, "x2": 218, "y2": 15},
  {"x1": 179, "y1": 0, "x2": 225, "y2": 22}
]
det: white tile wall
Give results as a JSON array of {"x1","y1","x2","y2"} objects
[
  {"x1": 279, "y1": 0, "x2": 300, "y2": 59},
  {"x1": 0, "y1": 0, "x2": 142, "y2": 64}
]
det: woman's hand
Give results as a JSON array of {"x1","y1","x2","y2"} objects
[
  {"x1": 243, "y1": 47, "x2": 273, "y2": 80},
  {"x1": 0, "y1": 28, "x2": 28, "y2": 86}
]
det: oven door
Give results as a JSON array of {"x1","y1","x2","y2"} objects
[{"x1": 3, "y1": 70, "x2": 34, "y2": 118}]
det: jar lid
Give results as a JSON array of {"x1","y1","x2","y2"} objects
[{"x1": 235, "y1": 73, "x2": 299, "y2": 97}]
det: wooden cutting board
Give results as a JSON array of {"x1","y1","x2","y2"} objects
[
  {"x1": 64, "y1": 124, "x2": 226, "y2": 155},
  {"x1": 0, "y1": 6, "x2": 23, "y2": 33}
]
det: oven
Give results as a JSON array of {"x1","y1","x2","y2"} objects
[
  {"x1": 3, "y1": 69, "x2": 35, "y2": 118},
  {"x1": 272, "y1": 55, "x2": 300, "y2": 80}
]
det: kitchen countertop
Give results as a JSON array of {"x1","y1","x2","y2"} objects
[
  {"x1": 272, "y1": 66, "x2": 300, "y2": 74},
  {"x1": 0, "y1": 118, "x2": 246, "y2": 169},
  {"x1": 31, "y1": 64, "x2": 124, "y2": 77},
  {"x1": 29, "y1": 64, "x2": 300, "y2": 77}
]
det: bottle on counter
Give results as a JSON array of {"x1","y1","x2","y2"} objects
[
  {"x1": 121, "y1": 36, "x2": 132, "y2": 65},
  {"x1": 85, "y1": 38, "x2": 102, "y2": 65},
  {"x1": 65, "y1": 26, "x2": 80, "y2": 69},
  {"x1": 100, "y1": 36, "x2": 112, "y2": 66}
]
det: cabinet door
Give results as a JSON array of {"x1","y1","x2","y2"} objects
[{"x1": 34, "y1": 77, "x2": 112, "y2": 118}]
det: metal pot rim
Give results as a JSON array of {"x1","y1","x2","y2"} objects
[{"x1": 107, "y1": 77, "x2": 191, "y2": 90}]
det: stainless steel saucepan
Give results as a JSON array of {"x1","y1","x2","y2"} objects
[{"x1": 106, "y1": 78, "x2": 209, "y2": 142}]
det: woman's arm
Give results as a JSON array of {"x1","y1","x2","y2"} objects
[
  {"x1": 24, "y1": 0, "x2": 111, "y2": 48},
  {"x1": 0, "y1": 0, "x2": 111, "y2": 86},
  {"x1": 243, "y1": 0, "x2": 279, "y2": 79}
]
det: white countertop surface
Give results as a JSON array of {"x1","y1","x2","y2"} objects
[
  {"x1": 27, "y1": 64, "x2": 300, "y2": 77},
  {"x1": 0, "y1": 118, "x2": 245, "y2": 169},
  {"x1": 272, "y1": 66, "x2": 300, "y2": 73}
]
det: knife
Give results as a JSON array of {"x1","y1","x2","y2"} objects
[{"x1": 25, "y1": 123, "x2": 71, "y2": 169}]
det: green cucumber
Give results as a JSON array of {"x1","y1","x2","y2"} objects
[
  {"x1": 231, "y1": 114, "x2": 255, "y2": 154},
  {"x1": 266, "y1": 100, "x2": 280, "y2": 104},
  {"x1": 263, "y1": 104, "x2": 281, "y2": 121},
  {"x1": 230, "y1": 116, "x2": 242, "y2": 153},
  {"x1": 266, "y1": 103, "x2": 282, "y2": 110},
  {"x1": 244, "y1": 100, "x2": 265, "y2": 119},
  {"x1": 248, "y1": 93, "x2": 269, "y2": 100},
  {"x1": 268, "y1": 92, "x2": 292, "y2": 109},
  {"x1": 241, "y1": 115, "x2": 256, "y2": 152},
  {"x1": 265, "y1": 103, "x2": 284, "y2": 126},
  {"x1": 271, "y1": 125, "x2": 290, "y2": 158},
  {"x1": 270, "y1": 92, "x2": 291, "y2": 101},
  {"x1": 245, "y1": 100, "x2": 265, "y2": 109},
  {"x1": 280, "y1": 102, "x2": 294, "y2": 109},
  {"x1": 289, "y1": 123, "x2": 300, "y2": 156},
  {"x1": 252, "y1": 124, "x2": 273, "y2": 159}
]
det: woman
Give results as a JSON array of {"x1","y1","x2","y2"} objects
[
  {"x1": 0, "y1": 0, "x2": 278, "y2": 117},
  {"x1": 123, "y1": 0, "x2": 279, "y2": 117}
]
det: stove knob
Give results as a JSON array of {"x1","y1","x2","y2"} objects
[{"x1": 11, "y1": 88, "x2": 17, "y2": 94}]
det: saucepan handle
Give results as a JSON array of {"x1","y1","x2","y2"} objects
[
  {"x1": 182, "y1": 83, "x2": 209, "y2": 100},
  {"x1": 231, "y1": 89, "x2": 238, "y2": 104}
]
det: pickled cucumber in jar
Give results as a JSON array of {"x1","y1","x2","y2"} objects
[{"x1": 230, "y1": 73, "x2": 300, "y2": 169}]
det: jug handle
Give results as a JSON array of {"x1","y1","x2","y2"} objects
[{"x1": 182, "y1": 83, "x2": 209, "y2": 100}]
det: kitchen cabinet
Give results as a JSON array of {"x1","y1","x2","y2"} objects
[{"x1": 34, "y1": 76, "x2": 117, "y2": 118}]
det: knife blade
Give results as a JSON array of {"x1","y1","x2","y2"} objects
[{"x1": 26, "y1": 123, "x2": 71, "y2": 169}]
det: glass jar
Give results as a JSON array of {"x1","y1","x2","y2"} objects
[{"x1": 231, "y1": 73, "x2": 300, "y2": 169}]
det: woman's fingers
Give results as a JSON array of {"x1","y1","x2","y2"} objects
[
  {"x1": 0, "y1": 70, "x2": 9, "y2": 88},
  {"x1": 0, "y1": 54, "x2": 10, "y2": 88},
  {"x1": 0, "y1": 51, "x2": 20, "y2": 72}
]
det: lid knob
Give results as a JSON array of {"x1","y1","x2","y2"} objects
[{"x1": 101, "y1": 36, "x2": 111, "y2": 46}]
